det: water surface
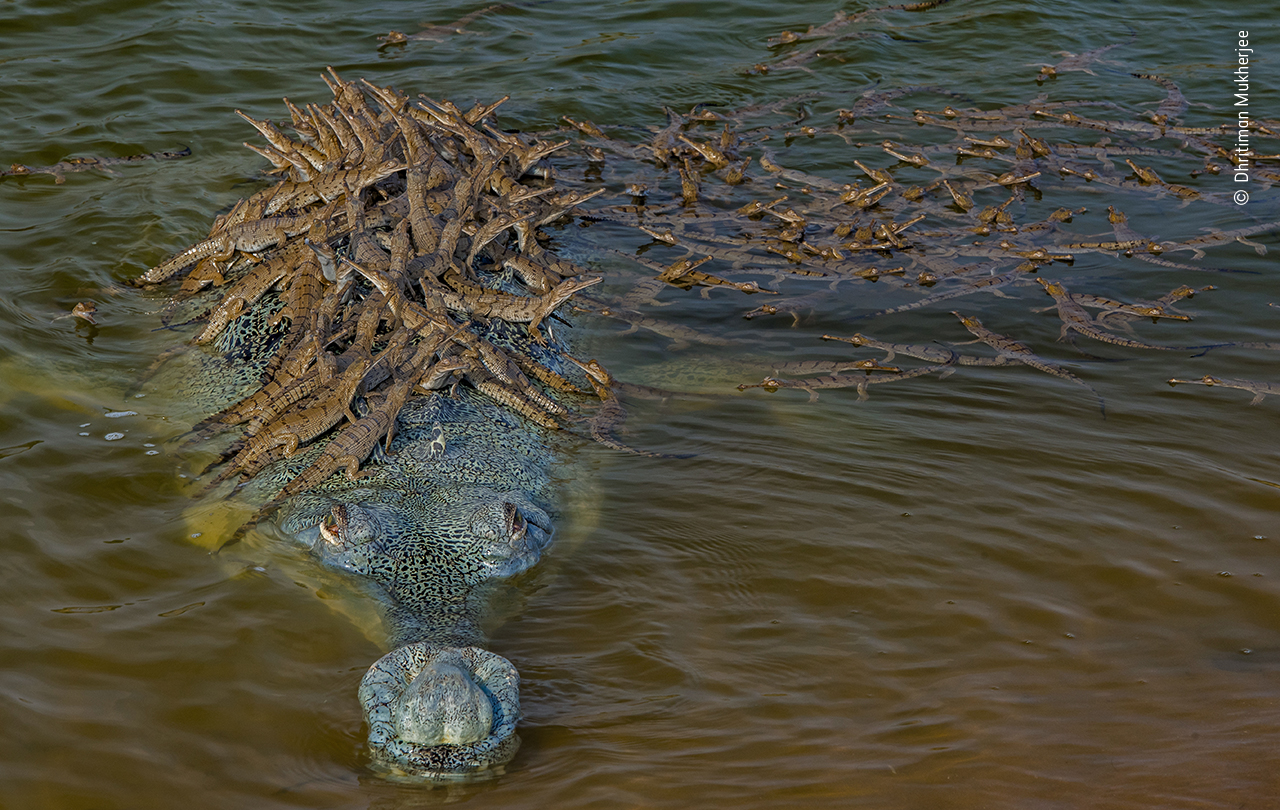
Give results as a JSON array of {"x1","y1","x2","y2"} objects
[{"x1": 1, "y1": 1, "x2": 1279, "y2": 807}]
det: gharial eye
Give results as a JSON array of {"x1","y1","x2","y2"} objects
[{"x1": 504, "y1": 502, "x2": 527, "y2": 540}]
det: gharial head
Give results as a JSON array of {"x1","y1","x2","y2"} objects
[{"x1": 256, "y1": 389, "x2": 558, "y2": 778}]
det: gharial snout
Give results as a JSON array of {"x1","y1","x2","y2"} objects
[
  {"x1": 359, "y1": 643, "x2": 521, "y2": 779},
  {"x1": 394, "y1": 655, "x2": 494, "y2": 746}
]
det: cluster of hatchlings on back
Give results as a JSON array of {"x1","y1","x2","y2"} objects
[{"x1": 129, "y1": 59, "x2": 1277, "y2": 531}]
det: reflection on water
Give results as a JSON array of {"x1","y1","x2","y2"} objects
[{"x1": 2, "y1": 1, "x2": 1279, "y2": 807}]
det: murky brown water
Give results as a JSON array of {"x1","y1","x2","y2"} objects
[{"x1": 2, "y1": 1, "x2": 1279, "y2": 807}]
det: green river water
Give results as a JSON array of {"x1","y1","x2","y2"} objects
[{"x1": 2, "y1": 1, "x2": 1279, "y2": 807}]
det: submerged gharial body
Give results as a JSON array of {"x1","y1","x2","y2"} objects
[
  {"x1": 142, "y1": 73, "x2": 609, "y2": 780},
  {"x1": 163, "y1": 276, "x2": 574, "y2": 778},
  {"x1": 277, "y1": 377, "x2": 560, "y2": 776}
]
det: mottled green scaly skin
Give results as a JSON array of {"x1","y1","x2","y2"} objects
[
  {"x1": 173, "y1": 288, "x2": 578, "y2": 779},
  {"x1": 274, "y1": 383, "x2": 560, "y2": 648}
]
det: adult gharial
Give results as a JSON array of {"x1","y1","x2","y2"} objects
[{"x1": 137, "y1": 70, "x2": 623, "y2": 779}]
